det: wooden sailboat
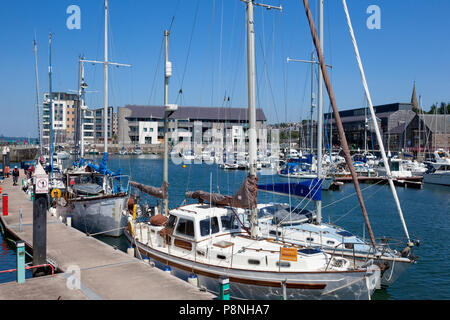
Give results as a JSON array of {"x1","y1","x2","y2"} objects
[{"x1": 125, "y1": 0, "x2": 381, "y2": 300}]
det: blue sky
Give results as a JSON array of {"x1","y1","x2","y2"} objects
[{"x1": 0, "y1": 0, "x2": 449, "y2": 137}]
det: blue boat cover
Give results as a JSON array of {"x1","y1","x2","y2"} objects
[{"x1": 257, "y1": 178, "x2": 322, "y2": 201}]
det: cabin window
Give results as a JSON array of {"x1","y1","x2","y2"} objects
[
  {"x1": 221, "y1": 215, "x2": 238, "y2": 230},
  {"x1": 306, "y1": 237, "x2": 314, "y2": 242},
  {"x1": 200, "y1": 217, "x2": 220, "y2": 236},
  {"x1": 248, "y1": 259, "x2": 260, "y2": 265},
  {"x1": 276, "y1": 261, "x2": 291, "y2": 268},
  {"x1": 326, "y1": 240, "x2": 335, "y2": 245},
  {"x1": 176, "y1": 218, "x2": 195, "y2": 238},
  {"x1": 269, "y1": 230, "x2": 281, "y2": 237},
  {"x1": 167, "y1": 215, "x2": 177, "y2": 229},
  {"x1": 217, "y1": 254, "x2": 226, "y2": 260}
]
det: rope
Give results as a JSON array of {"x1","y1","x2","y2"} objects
[{"x1": 86, "y1": 226, "x2": 127, "y2": 237}]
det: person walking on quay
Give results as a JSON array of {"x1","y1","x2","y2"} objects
[
  {"x1": 12, "y1": 166, "x2": 19, "y2": 186},
  {"x1": 4, "y1": 165, "x2": 10, "y2": 178}
]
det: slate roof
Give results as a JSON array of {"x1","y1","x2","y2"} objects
[{"x1": 124, "y1": 105, "x2": 267, "y2": 122}]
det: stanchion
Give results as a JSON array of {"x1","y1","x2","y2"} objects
[
  {"x1": 218, "y1": 276, "x2": 230, "y2": 300},
  {"x1": 2, "y1": 193, "x2": 8, "y2": 216},
  {"x1": 16, "y1": 241, "x2": 25, "y2": 284}
]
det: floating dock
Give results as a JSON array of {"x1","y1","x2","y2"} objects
[
  {"x1": 0, "y1": 172, "x2": 215, "y2": 300},
  {"x1": 335, "y1": 176, "x2": 423, "y2": 189}
]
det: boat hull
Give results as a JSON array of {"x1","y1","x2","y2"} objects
[
  {"x1": 61, "y1": 195, "x2": 128, "y2": 237},
  {"x1": 124, "y1": 230, "x2": 380, "y2": 300},
  {"x1": 423, "y1": 172, "x2": 450, "y2": 186}
]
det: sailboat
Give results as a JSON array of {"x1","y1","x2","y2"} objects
[
  {"x1": 125, "y1": 1, "x2": 381, "y2": 300},
  {"x1": 58, "y1": 0, "x2": 131, "y2": 237},
  {"x1": 256, "y1": 0, "x2": 418, "y2": 289}
]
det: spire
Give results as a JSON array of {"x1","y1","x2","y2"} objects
[{"x1": 411, "y1": 81, "x2": 418, "y2": 112}]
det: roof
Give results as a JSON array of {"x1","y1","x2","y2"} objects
[
  {"x1": 124, "y1": 105, "x2": 267, "y2": 122},
  {"x1": 420, "y1": 114, "x2": 450, "y2": 133}
]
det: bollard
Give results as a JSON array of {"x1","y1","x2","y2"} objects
[
  {"x1": 16, "y1": 241, "x2": 26, "y2": 284},
  {"x1": 218, "y1": 276, "x2": 230, "y2": 300},
  {"x1": 280, "y1": 280, "x2": 287, "y2": 300},
  {"x1": 188, "y1": 273, "x2": 199, "y2": 287},
  {"x1": 66, "y1": 216, "x2": 72, "y2": 227},
  {"x1": 19, "y1": 208, "x2": 23, "y2": 233},
  {"x1": 2, "y1": 193, "x2": 8, "y2": 216},
  {"x1": 127, "y1": 246, "x2": 135, "y2": 256}
]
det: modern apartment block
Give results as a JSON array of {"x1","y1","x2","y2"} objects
[
  {"x1": 42, "y1": 92, "x2": 78, "y2": 145},
  {"x1": 117, "y1": 105, "x2": 268, "y2": 154},
  {"x1": 93, "y1": 106, "x2": 117, "y2": 144}
]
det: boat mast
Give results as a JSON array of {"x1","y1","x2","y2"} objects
[
  {"x1": 74, "y1": 56, "x2": 82, "y2": 162},
  {"x1": 418, "y1": 95, "x2": 422, "y2": 158},
  {"x1": 243, "y1": 0, "x2": 281, "y2": 238},
  {"x1": 80, "y1": 1, "x2": 130, "y2": 158},
  {"x1": 316, "y1": 0, "x2": 324, "y2": 224},
  {"x1": 341, "y1": 0, "x2": 412, "y2": 246},
  {"x1": 48, "y1": 33, "x2": 54, "y2": 179},
  {"x1": 303, "y1": 0, "x2": 377, "y2": 247},
  {"x1": 163, "y1": 29, "x2": 170, "y2": 216},
  {"x1": 104, "y1": 0, "x2": 109, "y2": 155},
  {"x1": 310, "y1": 52, "x2": 315, "y2": 157},
  {"x1": 33, "y1": 40, "x2": 43, "y2": 156}
]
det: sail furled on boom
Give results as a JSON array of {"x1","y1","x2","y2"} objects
[
  {"x1": 130, "y1": 181, "x2": 168, "y2": 200},
  {"x1": 185, "y1": 175, "x2": 258, "y2": 209}
]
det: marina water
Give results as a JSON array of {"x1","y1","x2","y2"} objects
[{"x1": 1, "y1": 155, "x2": 449, "y2": 299}]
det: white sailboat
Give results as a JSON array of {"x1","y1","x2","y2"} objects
[
  {"x1": 257, "y1": 0, "x2": 418, "y2": 289},
  {"x1": 125, "y1": 0, "x2": 381, "y2": 300}
]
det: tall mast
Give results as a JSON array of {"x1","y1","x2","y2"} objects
[
  {"x1": 310, "y1": 52, "x2": 315, "y2": 156},
  {"x1": 48, "y1": 33, "x2": 54, "y2": 178},
  {"x1": 74, "y1": 56, "x2": 82, "y2": 162},
  {"x1": 243, "y1": 0, "x2": 281, "y2": 238},
  {"x1": 315, "y1": 0, "x2": 324, "y2": 224},
  {"x1": 341, "y1": 0, "x2": 412, "y2": 246},
  {"x1": 34, "y1": 39, "x2": 42, "y2": 156},
  {"x1": 79, "y1": 1, "x2": 130, "y2": 158},
  {"x1": 163, "y1": 29, "x2": 170, "y2": 216},
  {"x1": 418, "y1": 95, "x2": 421, "y2": 157},
  {"x1": 303, "y1": 0, "x2": 377, "y2": 247},
  {"x1": 104, "y1": 0, "x2": 109, "y2": 154}
]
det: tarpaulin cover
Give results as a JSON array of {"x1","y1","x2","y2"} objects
[
  {"x1": 186, "y1": 175, "x2": 258, "y2": 209},
  {"x1": 130, "y1": 180, "x2": 168, "y2": 200}
]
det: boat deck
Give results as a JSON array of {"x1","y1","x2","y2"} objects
[{"x1": 0, "y1": 172, "x2": 214, "y2": 300}]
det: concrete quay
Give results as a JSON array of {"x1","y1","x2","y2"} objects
[{"x1": 0, "y1": 172, "x2": 215, "y2": 300}]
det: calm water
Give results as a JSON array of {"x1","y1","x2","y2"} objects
[{"x1": 1, "y1": 154, "x2": 449, "y2": 299}]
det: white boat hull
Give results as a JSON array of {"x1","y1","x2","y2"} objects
[
  {"x1": 60, "y1": 195, "x2": 128, "y2": 237},
  {"x1": 423, "y1": 172, "x2": 450, "y2": 186},
  {"x1": 124, "y1": 230, "x2": 380, "y2": 300}
]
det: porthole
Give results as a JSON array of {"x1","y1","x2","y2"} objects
[{"x1": 248, "y1": 259, "x2": 260, "y2": 265}]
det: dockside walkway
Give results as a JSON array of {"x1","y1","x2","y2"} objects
[{"x1": 0, "y1": 172, "x2": 215, "y2": 300}]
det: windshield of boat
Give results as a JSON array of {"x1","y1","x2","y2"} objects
[{"x1": 199, "y1": 217, "x2": 220, "y2": 236}]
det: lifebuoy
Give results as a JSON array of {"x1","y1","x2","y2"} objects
[{"x1": 51, "y1": 188, "x2": 61, "y2": 199}]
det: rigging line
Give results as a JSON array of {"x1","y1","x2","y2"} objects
[
  {"x1": 167, "y1": 0, "x2": 181, "y2": 33},
  {"x1": 333, "y1": 181, "x2": 385, "y2": 224},
  {"x1": 322, "y1": 178, "x2": 385, "y2": 209},
  {"x1": 257, "y1": 31, "x2": 280, "y2": 125},
  {"x1": 175, "y1": 0, "x2": 200, "y2": 105},
  {"x1": 210, "y1": 0, "x2": 217, "y2": 107},
  {"x1": 148, "y1": 37, "x2": 164, "y2": 105}
]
